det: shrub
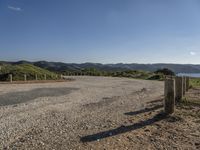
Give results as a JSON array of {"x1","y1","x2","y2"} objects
[{"x1": 154, "y1": 68, "x2": 175, "y2": 76}]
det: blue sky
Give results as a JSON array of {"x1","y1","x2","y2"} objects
[{"x1": 0, "y1": 0, "x2": 200, "y2": 64}]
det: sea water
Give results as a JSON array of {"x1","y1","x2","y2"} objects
[{"x1": 177, "y1": 73, "x2": 200, "y2": 78}]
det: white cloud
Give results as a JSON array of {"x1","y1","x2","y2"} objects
[
  {"x1": 190, "y1": 51, "x2": 196, "y2": 56},
  {"x1": 8, "y1": 6, "x2": 22, "y2": 11}
]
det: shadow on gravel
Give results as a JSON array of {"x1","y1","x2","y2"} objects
[
  {"x1": 147, "y1": 98, "x2": 163, "y2": 104},
  {"x1": 124, "y1": 104, "x2": 163, "y2": 116},
  {"x1": 0, "y1": 87, "x2": 78, "y2": 106},
  {"x1": 80, "y1": 113, "x2": 167, "y2": 142}
]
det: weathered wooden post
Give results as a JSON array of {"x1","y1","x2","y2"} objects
[
  {"x1": 182, "y1": 76, "x2": 186, "y2": 95},
  {"x1": 175, "y1": 76, "x2": 183, "y2": 102},
  {"x1": 35, "y1": 74, "x2": 38, "y2": 80},
  {"x1": 9, "y1": 74, "x2": 12, "y2": 83},
  {"x1": 24, "y1": 74, "x2": 27, "y2": 81},
  {"x1": 164, "y1": 79, "x2": 175, "y2": 114},
  {"x1": 186, "y1": 77, "x2": 189, "y2": 91},
  {"x1": 44, "y1": 74, "x2": 47, "y2": 80}
]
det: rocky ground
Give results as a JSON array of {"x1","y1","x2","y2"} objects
[{"x1": 0, "y1": 76, "x2": 199, "y2": 149}]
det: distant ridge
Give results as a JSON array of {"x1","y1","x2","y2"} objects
[{"x1": 1, "y1": 61, "x2": 200, "y2": 74}]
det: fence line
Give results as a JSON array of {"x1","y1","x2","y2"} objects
[
  {"x1": 5, "y1": 74, "x2": 65, "y2": 83},
  {"x1": 164, "y1": 76, "x2": 189, "y2": 115}
]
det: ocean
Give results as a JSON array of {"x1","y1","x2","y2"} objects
[{"x1": 177, "y1": 73, "x2": 200, "y2": 78}]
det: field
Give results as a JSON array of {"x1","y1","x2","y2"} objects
[{"x1": 0, "y1": 76, "x2": 199, "y2": 149}]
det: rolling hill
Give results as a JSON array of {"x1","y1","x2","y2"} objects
[
  {"x1": 0, "y1": 63, "x2": 59, "y2": 81},
  {"x1": 34, "y1": 61, "x2": 200, "y2": 74},
  {"x1": 1, "y1": 61, "x2": 200, "y2": 74}
]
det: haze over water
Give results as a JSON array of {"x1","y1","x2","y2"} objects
[{"x1": 177, "y1": 73, "x2": 200, "y2": 78}]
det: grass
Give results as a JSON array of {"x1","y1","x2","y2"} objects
[
  {"x1": 190, "y1": 78, "x2": 200, "y2": 87},
  {"x1": 0, "y1": 63, "x2": 59, "y2": 81},
  {"x1": 180, "y1": 97, "x2": 200, "y2": 107},
  {"x1": 177, "y1": 97, "x2": 200, "y2": 118}
]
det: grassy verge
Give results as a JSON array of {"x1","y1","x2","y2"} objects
[
  {"x1": 180, "y1": 97, "x2": 200, "y2": 107},
  {"x1": 177, "y1": 95, "x2": 200, "y2": 119},
  {"x1": 190, "y1": 78, "x2": 200, "y2": 87}
]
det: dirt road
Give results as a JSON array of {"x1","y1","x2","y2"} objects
[{"x1": 0, "y1": 76, "x2": 164, "y2": 149}]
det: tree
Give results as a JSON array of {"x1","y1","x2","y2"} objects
[{"x1": 154, "y1": 68, "x2": 175, "y2": 76}]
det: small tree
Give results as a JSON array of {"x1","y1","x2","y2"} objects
[{"x1": 154, "y1": 68, "x2": 175, "y2": 76}]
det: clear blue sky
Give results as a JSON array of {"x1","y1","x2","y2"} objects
[{"x1": 0, "y1": 0, "x2": 200, "y2": 64}]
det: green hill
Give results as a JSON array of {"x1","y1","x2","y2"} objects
[{"x1": 0, "y1": 63, "x2": 59, "y2": 81}]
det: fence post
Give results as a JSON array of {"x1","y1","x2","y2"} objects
[
  {"x1": 44, "y1": 74, "x2": 47, "y2": 80},
  {"x1": 164, "y1": 79, "x2": 175, "y2": 114},
  {"x1": 175, "y1": 76, "x2": 183, "y2": 102},
  {"x1": 186, "y1": 77, "x2": 189, "y2": 91},
  {"x1": 9, "y1": 74, "x2": 12, "y2": 83},
  {"x1": 24, "y1": 74, "x2": 27, "y2": 81},
  {"x1": 182, "y1": 76, "x2": 186, "y2": 95},
  {"x1": 35, "y1": 74, "x2": 38, "y2": 80}
]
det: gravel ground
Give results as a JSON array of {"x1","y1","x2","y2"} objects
[{"x1": 0, "y1": 76, "x2": 164, "y2": 149}]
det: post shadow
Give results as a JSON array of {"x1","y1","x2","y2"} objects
[
  {"x1": 80, "y1": 113, "x2": 167, "y2": 143},
  {"x1": 147, "y1": 98, "x2": 163, "y2": 104},
  {"x1": 124, "y1": 104, "x2": 163, "y2": 116}
]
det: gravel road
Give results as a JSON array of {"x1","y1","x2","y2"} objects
[{"x1": 0, "y1": 76, "x2": 163, "y2": 149}]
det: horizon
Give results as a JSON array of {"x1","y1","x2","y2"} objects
[
  {"x1": 1, "y1": 59, "x2": 200, "y2": 65},
  {"x1": 1, "y1": 0, "x2": 200, "y2": 64}
]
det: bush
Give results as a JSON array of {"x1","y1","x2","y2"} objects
[
  {"x1": 154, "y1": 68, "x2": 175, "y2": 76},
  {"x1": 147, "y1": 74, "x2": 164, "y2": 80}
]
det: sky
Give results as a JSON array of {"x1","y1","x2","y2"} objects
[{"x1": 0, "y1": 0, "x2": 200, "y2": 64}]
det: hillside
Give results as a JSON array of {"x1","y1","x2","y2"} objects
[
  {"x1": 1, "y1": 61, "x2": 200, "y2": 74},
  {"x1": 0, "y1": 63, "x2": 59, "y2": 81},
  {"x1": 31, "y1": 61, "x2": 200, "y2": 73}
]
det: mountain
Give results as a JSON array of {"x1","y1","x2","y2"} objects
[
  {"x1": 1, "y1": 61, "x2": 200, "y2": 74},
  {"x1": 33, "y1": 61, "x2": 200, "y2": 73}
]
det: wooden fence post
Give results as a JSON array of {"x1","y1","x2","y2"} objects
[
  {"x1": 44, "y1": 74, "x2": 47, "y2": 80},
  {"x1": 35, "y1": 74, "x2": 38, "y2": 80},
  {"x1": 175, "y1": 76, "x2": 183, "y2": 102},
  {"x1": 24, "y1": 74, "x2": 27, "y2": 81},
  {"x1": 9, "y1": 74, "x2": 12, "y2": 83},
  {"x1": 183, "y1": 76, "x2": 186, "y2": 95},
  {"x1": 186, "y1": 77, "x2": 190, "y2": 91},
  {"x1": 164, "y1": 79, "x2": 175, "y2": 114}
]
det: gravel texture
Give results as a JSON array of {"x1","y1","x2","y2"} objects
[{"x1": 0, "y1": 76, "x2": 164, "y2": 149}]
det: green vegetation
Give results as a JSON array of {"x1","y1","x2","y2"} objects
[
  {"x1": 62, "y1": 68, "x2": 165, "y2": 80},
  {"x1": 0, "y1": 63, "x2": 172, "y2": 82},
  {"x1": 0, "y1": 63, "x2": 59, "y2": 81},
  {"x1": 178, "y1": 97, "x2": 200, "y2": 118},
  {"x1": 181, "y1": 97, "x2": 200, "y2": 107},
  {"x1": 190, "y1": 78, "x2": 200, "y2": 87},
  {"x1": 154, "y1": 68, "x2": 175, "y2": 76}
]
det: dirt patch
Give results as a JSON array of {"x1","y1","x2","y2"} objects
[
  {"x1": 0, "y1": 87, "x2": 78, "y2": 106},
  {"x1": 0, "y1": 77, "x2": 166, "y2": 149},
  {"x1": 2, "y1": 77, "x2": 198, "y2": 149},
  {"x1": 79, "y1": 88, "x2": 200, "y2": 150},
  {"x1": 82, "y1": 96, "x2": 119, "y2": 110}
]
